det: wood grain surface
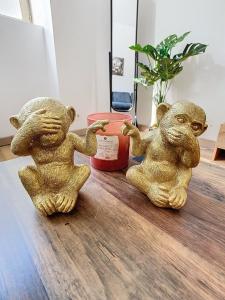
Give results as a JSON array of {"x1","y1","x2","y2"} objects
[{"x1": 0, "y1": 151, "x2": 224, "y2": 300}]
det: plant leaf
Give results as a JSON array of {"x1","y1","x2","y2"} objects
[
  {"x1": 176, "y1": 31, "x2": 191, "y2": 43},
  {"x1": 141, "y1": 70, "x2": 160, "y2": 84},
  {"x1": 134, "y1": 77, "x2": 149, "y2": 87},
  {"x1": 156, "y1": 31, "x2": 191, "y2": 58},
  {"x1": 137, "y1": 62, "x2": 150, "y2": 71},
  {"x1": 132, "y1": 33, "x2": 207, "y2": 90},
  {"x1": 142, "y1": 45, "x2": 158, "y2": 60},
  {"x1": 134, "y1": 67, "x2": 160, "y2": 86},
  {"x1": 156, "y1": 58, "x2": 183, "y2": 81},
  {"x1": 173, "y1": 43, "x2": 208, "y2": 61},
  {"x1": 130, "y1": 44, "x2": 158, "y2": 60},
  {"x1": 130, "y1": 44, "x2": 143, "y2": 52}
]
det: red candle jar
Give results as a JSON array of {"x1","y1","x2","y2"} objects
[{"x1": 87, "y1": 112, "x2": 132, "y2": 171}]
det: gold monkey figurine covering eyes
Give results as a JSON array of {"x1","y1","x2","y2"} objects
[
  {"x1": 10, "y1": 97, "x2": 108, "y2": 216},
  {"x1": 122, "y1": 101, "x2": 207, "y2": 209}
]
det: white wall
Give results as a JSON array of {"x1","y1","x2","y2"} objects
[
  {"x1": 50, "y1": 0, "x2": 110, "y2": 130},
  {"x1": 0, "y1": 15, "x2": 58, "y2": 137},
  {"x1": 136, "y1": 0, "x2": 155, "y2": 126},
  {"x1": 0, "y1": 0, "x2": 21, "y2": 19},
  {"x1": 153, "y1": 0, "x2": 225, "y2": 140},
  {"x1": 30, "y1": 0, "x2": 59, "y2": 97}
]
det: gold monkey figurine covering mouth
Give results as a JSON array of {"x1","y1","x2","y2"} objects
[
  {"x1": 10, "y1": 97, "x2": 109, "y2": 216},
  {"x1": 122, "y1": 101, "x2": 207, "y2": 209}
]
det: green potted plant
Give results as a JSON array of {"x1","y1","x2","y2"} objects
[{"x1": 130, "y1": 32, "x2": 207, "y2": 124}]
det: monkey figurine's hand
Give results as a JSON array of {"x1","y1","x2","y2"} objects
[
  {"x1": 121, "y1": 121, "x2": 140, "y2": 137},
  {"x1": 167, "y1": 128, "x2": 196, "y2": 149},
  {"x1": 24, "y1": 109, "x2": 62, "y2": 137},
  {"x1": 167, "y1": 128, "x2": 185, "y2": 146},
  {"x1": 88, "y1": 120, "x2": 109, "y2": 133},
  {"x1": 169, "y1": 187, "x2": 187, "y2": 209}
]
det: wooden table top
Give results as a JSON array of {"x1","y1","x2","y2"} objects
[{"x1": 0, "y1": 154, "x2": 225, "y2": 300}]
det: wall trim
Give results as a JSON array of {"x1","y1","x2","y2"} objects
[{"x1": 0, "y1": 136, "x2": 14, "y2": 147}]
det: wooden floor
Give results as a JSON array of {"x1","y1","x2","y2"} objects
[{"x1": 0, "y1": 141, "x2": 225, "y2": 299}]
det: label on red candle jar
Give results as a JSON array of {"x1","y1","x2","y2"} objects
[{"x1": 95, "y1": 135, "x2": 119, "y2": 160}]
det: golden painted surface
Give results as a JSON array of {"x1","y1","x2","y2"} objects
[
  {"x1": 122, "y1": 102, "x2": 207, "y2": 209},
  {"x1": 10, "y1": 97, "x2": 108, "y2": 216}
]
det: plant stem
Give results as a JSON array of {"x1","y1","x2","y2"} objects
[
  {"x1": 159, "y1": 80, "x2": 163, "y2": 104},
  {"x1": 154, "y1": 79, "x2": 172, "y2": 105}
]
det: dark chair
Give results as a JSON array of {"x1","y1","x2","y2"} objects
[{"x1": 112, "y1": 92, "x2": 133, "y2": 112}]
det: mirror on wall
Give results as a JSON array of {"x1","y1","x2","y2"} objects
[{"x1": 110, "y1": 0, "x2": 139, "y2": 123}]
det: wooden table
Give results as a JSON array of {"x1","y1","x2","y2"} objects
[{"x1": 0, "y1": 154, "x2": 225, "y2": 300}]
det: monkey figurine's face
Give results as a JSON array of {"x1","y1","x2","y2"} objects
[
  {"x1": 10, "y1": 98, "x2": 75, "y2": 147},
  {"x1": 158, "y1": 102, "x2": 207, "y2": 146}
]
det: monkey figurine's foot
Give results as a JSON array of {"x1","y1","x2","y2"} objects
[
  {"x1": 169, "y1": 187, "x2": 187, "y2": 209},
  {"x1": 55, "y1": 191, "x2": 78, "y2": 213},
  {"x1": 147, "y1": 184, "x2": 170, "y2": 208},
  {"x1": 33, "y1": 194, "x2": 56, "y2": 216}
]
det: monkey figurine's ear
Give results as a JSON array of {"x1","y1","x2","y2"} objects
[
  {"x1": 202, "y1": 123, "x2": 208, "y2": 134},
  {"x1": 203, "y1": 123, "x2": 208, "y2": 132},
  {"x1": 67, "y1": 106, "x2": 76, "y2": 123},
  {"x1": 195, "y1": 122, "x2": 208, "y2": 137},
  {"x1": 10, "y1": 115, "x2": 20, "y2": 129},
  {"x1": 156, "y1": 103, "x2": 172, "y2": 124}
]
